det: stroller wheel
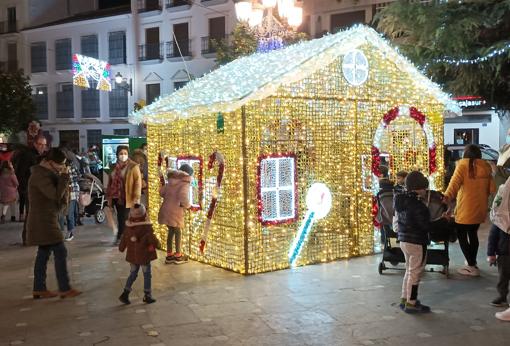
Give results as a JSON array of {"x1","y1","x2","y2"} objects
[
  {"x1": 378, "y1": 262, "x2": 385, "y2": 275},
  {"x1": 95, "y1": 209, "x2": 106, "y2": 224}
]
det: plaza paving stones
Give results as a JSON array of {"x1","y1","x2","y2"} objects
[{"x1": 1, "y1": 219, "x2": 509, "y2": 345}]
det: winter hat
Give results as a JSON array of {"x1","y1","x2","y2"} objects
[
  {"x1": 129, "y1": 203, "x2": 147, "y2": 220},
  {"x1": 179, "y1": 163, "x2": 194, "y2": 177},
  {"x1": 405, "y1": 171, "x2": 429, "y2": 191}
]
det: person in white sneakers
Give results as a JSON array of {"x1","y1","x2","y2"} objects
[
  {"x1": 488, "y1": 176, "x2": 510, "y2": 320},
  {"x1": 444, "y1": 145, "x2": 495, "y2": 276}
]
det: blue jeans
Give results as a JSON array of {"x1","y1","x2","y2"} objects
[
  {"x1": 33, "y1": 242, "x2": 71, "y2": 292},
  {"x1": 124, "y1": 263, "x2": 151, "y2": 294},
  {"x1": 59, "y1": 200, "x2": 77, "y2": 232}
]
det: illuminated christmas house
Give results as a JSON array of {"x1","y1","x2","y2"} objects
[{"x1": 131, "y1": 25, "x2": 459, "y2": 274}]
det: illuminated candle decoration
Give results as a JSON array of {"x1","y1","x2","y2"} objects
[
  {"x1": 72, "y1": 53, "x2": 112, "y2": 91},
  {"x1": 131, "y1": 25, "x2": 457, "y2": 274},
  {"x1": 288, "y1": 183, "x2": 332, "y2": 267}
]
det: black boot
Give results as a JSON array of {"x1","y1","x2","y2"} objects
[
  {"x1": 143, "y1": 293, "x2": 156, "y2": 304},
  {"x1": 119, "y1": 289, "x2": 130, "y2": 305}
]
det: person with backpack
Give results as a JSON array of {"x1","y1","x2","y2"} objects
[
  {"x1": 487, "y1": 176, "x2": 510, "y2": 320},
  {"x1": 444, "y1": 144, "x2": 496, "y2": 276}
]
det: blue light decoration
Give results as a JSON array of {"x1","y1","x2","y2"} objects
[
  {"x1": 288, "y1": 210, "x2": 315, "y2": 266},
  {"x1": 288, "y1": 183, "x2": 332, "y2": 267},
  {"x1": 257, "y1": 36, "x2": 284, "y2": 53}
]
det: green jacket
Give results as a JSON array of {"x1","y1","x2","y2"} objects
[{"x1": 26, "y1": 165, "x2": 70, "y2": 246}]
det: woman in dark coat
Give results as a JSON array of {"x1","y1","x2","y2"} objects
[{"x1": 27, "y1": 148, "x2": 82, "y2": 299}]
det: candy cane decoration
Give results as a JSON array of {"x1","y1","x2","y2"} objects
[
  {"x1": 288, "y1": 183, "x2": 332, "y2": 267},
  {"x1": 199, "y1": 151, "x2": 225, "y2": 254}
]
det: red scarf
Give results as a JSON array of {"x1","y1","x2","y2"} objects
[{"x1": 109, "y1": 161, "x2": 127, "y2": 203}]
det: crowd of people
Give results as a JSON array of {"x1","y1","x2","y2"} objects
[
  {"x1": 1, "y1": 131, "x2": 510, "y2": 321},
  {"x1": 377, "y1": 141, "x2": 509, "y2": 321}
]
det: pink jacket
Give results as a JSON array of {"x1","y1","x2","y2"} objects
[
  {"x1": 0, "y1": 172, "x2": 19, "y2": 203},
  {"x1": 158, "y1": 171, "x2": 191, "y2": 228}
]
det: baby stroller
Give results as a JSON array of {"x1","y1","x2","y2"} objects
[
  {"x1": 79, "y1": 174, "x2": 107, "y2": 224},
  {"x1": 377, "y1": 190, "x2": 454, "y2": 278}
]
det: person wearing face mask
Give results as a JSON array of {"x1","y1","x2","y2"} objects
[
  {"x1": 132, "y1": 144, "x2": 149, "y2": 208},
  {"x1": 444, "y1": 145, "x2": 496, "y2": 277},
  {"x1": 107, "y1": 145, "x2": 142, "y2": 245},
  {"x1": 394, "y1": 171, "x2": 431, "y2": 313},
  {"x1": 26, "y1": 148, "x2": 82, "y2": 299}
]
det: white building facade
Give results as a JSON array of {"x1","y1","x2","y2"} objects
[{"x1": 1, "y1": 0, "x2": 235, "y2": 151}]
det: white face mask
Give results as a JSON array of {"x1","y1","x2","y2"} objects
[{"x1": 118, "y1": 154, "x2": 128, "y2": 163}]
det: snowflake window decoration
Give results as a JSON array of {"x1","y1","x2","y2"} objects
[
  {"x1": 258, "y1": 154, "x2": 297, "y2": 225},
  {"x1": 342, "y1": 49, "x2": 369, "y2": 86}
]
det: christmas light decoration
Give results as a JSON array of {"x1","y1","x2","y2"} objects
[
  {"x1": 288, "y1": 183, "x2": 332, "y2": 267},
  {"x1": 72, "y1": 54, "x2": 112, "y2": 91},
  {"x1": 235, "y1": 0, "x2": 302, "y2": 53},
  {"x1": 133, "y1": 25, "x2": 451, "y2": 274},
  {"x1": 423, "y1": 41, "x2": 510, "y2": 69},
  {"x1": 199, "y1": 151, "x2": 226, "y2": 254}
]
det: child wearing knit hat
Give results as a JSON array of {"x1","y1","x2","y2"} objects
[
  {"x1": 394, "y1": 171, "x2": 432, "y2": 313},
  {"x1": 118, "y1": 203, "x2": 159, "y2": 305}
]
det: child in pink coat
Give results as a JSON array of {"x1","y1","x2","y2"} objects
[
  {"x1": 158, "y1": 164, "x2": 192, "y2": 264},
  {"x1": 0, "y1": 161, "x2": 19, "y2": 223},
  {"x1": 0, "y1": 161, "x2": 18, "y2": 223}
]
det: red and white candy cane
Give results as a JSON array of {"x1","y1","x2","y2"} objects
[{"x1": 199, "y1": 151, "x2": 225, "y2": 254}]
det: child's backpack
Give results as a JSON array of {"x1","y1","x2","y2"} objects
[{"x1": 490, "y1": 176, "x2": 510, "y2": 234}]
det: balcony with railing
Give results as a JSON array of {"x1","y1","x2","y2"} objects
[
  {"x1": 0, "y1": 21, "x2": 19, "y2": 34},
  {"x1": 138, "y1": 43, "x2": 164, "y2": 61},
  {"x1": 137, "y1": 0, "x2": 162, "y2": 12},
  {"x1": 201, "y1": 35, "x2": 229, "y2": 55},
  {"x1": 166, "y1": 0, "x2": 191, "y2": 10},
  {"x1": 166, "y1": 40, "x2": 192, "y2": 60}
]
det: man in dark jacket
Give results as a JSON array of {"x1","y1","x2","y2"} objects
[
  {"x1": 394, "y1": 171, "x2": 431, "y2": 313},
  {"x1": 487, "y1": 225, "x2": 510, "y2": 308},
  {"x1": 12, "y1": 135, "x2": 47, "y2": 243},
  {"x1": 27, "y1": 148, "x2": 82, "y2": 299}
]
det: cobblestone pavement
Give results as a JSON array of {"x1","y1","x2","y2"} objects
[{"x1": 0, "y1": 219, "x2": 508, "y2": 346}]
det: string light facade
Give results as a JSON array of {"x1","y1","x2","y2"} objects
[{"x1": 140, "y1": 27, "x2": 449, "y2": 274}]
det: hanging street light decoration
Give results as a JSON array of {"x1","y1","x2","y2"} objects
[
  {"x1": 235, "y1": 0, "x2": 303, "y2": 53},
  {"x1": 72, "y1": 53, "x2": 112, "y2": 91}
]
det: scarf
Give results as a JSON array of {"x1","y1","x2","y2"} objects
[{"x1": 109, "y1": 161, "x2": 127, "y2": 203}]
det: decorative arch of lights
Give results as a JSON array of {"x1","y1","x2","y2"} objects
[{"x1": 371, "y1": 105, "x2": 438, "y2": 194}]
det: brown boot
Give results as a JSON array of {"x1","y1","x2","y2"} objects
[
  {"x1": 33, "y1": 290, "x2": 59, "y2": 299},
  {"x1": 60, "y1": 288, "x2": 82, "y2": 299}
]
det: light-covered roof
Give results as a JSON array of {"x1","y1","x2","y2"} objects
[{"x1": 130, "y1": 25, "x2": 459, "y2": 125}]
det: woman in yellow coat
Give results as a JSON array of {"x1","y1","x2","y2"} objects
[{"x1": 444, "y1": 145, "x2": 496, "y2": 276}]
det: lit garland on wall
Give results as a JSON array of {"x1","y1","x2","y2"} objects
[{"x1": 141, "y1": 25, "x2": 447, "y2": 274}]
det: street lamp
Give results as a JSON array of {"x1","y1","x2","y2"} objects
[{"x1": 114, "y1": 72, "x2": 132, "y2": 96}]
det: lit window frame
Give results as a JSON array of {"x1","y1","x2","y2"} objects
[
  {"x1": 176, "y1": 155, "x2": 203, "y2": 211},
  {"x1": 257, "y1": 153, "x2": 298, "y2": 226}
]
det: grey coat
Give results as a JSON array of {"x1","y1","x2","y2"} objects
[{"x1": 26, "y1": 165, "x2": 70, "y2": 246}]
